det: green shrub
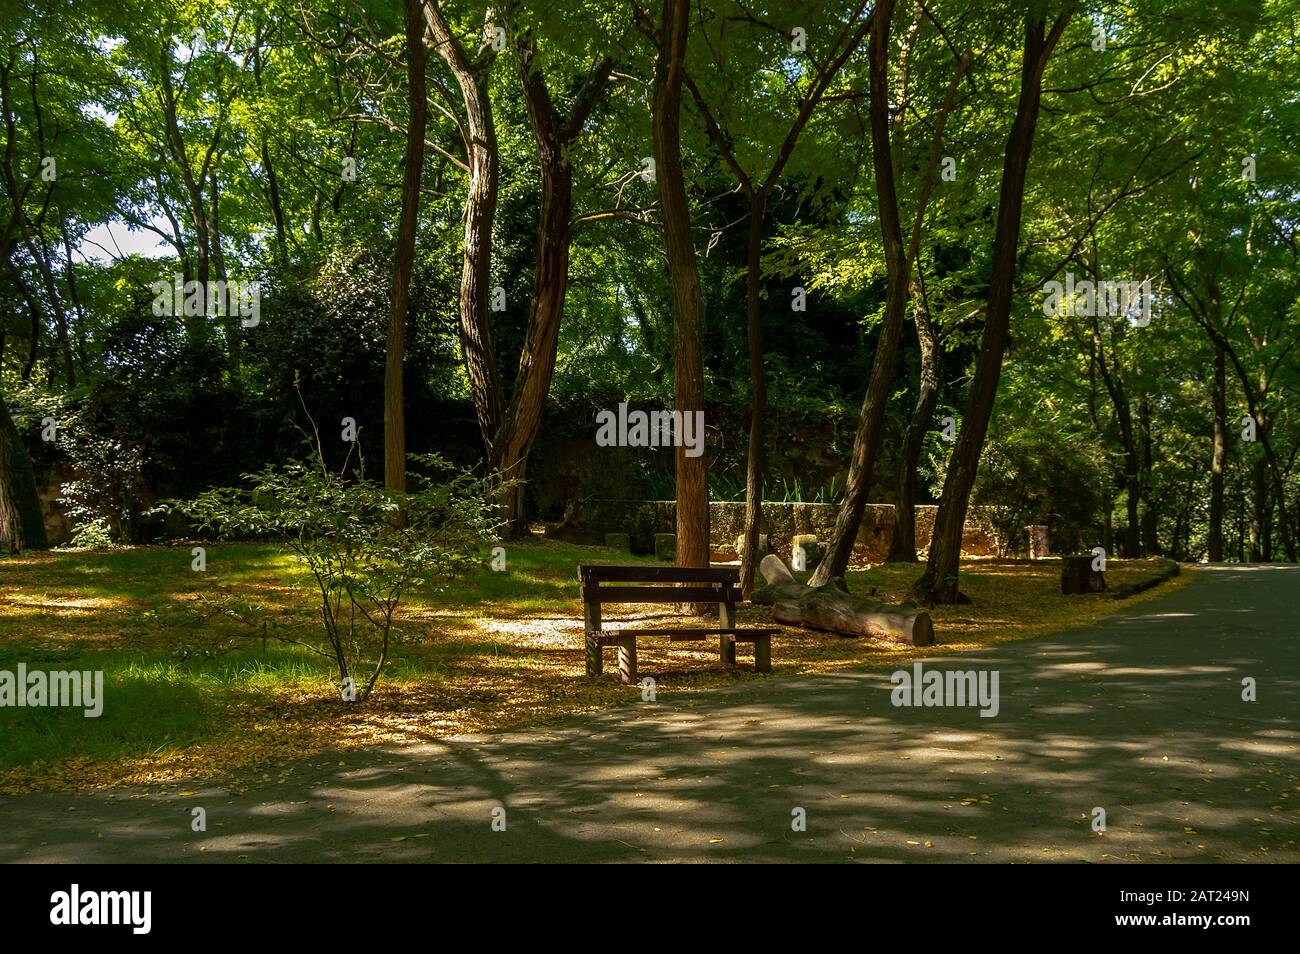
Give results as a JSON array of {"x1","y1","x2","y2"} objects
[
  {"x1": 176, "y1": 445, "x2": 497, "y2": 702},
  {"x1": 69, "y1": 517, "x2": 115, "y2": 550}
]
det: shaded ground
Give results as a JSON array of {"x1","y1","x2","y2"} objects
[
  {"x1": 0, "y1": 565, "x2": 1294, "y2": 863},
  {"x1": 0, "y1": 540, "x2": 1183, "y2": 790}
]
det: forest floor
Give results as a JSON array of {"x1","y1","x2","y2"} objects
[
  {"x1": 0, "y1": 539, "x2": 1188, "y2": 794},
  {"x1": 0, "y1": 563, "x2": 1292, "y2": 863}
]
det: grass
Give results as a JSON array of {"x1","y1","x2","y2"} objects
[{"x1": 0, "y1": 539, "x2": 1191, "y2": 794}]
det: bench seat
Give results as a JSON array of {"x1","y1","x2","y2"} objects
[
  {"x1": 579, "y1": 564, "x2": 777, "y2": 683},
  {"x1": 595, "y1": 627, "x2": 779, "y2": 645}
]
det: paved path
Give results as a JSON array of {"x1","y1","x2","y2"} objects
[{"x1": 1, "y1": 566, "x2": 1296, "y2": 863}]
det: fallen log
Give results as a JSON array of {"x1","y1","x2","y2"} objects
[{"x1": 750, "y1": 554, "x2": 934, "y2": 646}]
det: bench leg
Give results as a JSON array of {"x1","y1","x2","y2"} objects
[
  {"x1": 754, "y1": 635, "x2": 771, "y2": 673},
  {"x1": 618, "y1": 635, "x2": 637, "y2": 685},
  {"x1": 719, "y1": 600, "x2": 736, "y2": 666},
  {"x1": 584, "y1": 600, "x2": 602, "y2": 677}
]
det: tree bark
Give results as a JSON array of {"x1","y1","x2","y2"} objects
[
  {"x1": 738, "y1": 191, "x2": 766, "y2": 594},
  {"x1": 1139, "y1": 395, "x2": 1160, "y2": 555},
  {"x1": 651, "y1": 0, "x2": 710, "y2": 590},
  {"x1": 492, "y1": 37, "x2": 614, "y2": 535},
  {"x1": 886, "y1": 272, "x2": 939, "y2": 562},
  {"x1": 810, "y1": 0, "x2": 909, "y2": 586},
  {"x1": 1249, "y1": 456, "x2": 1268, "y2": 562},
  {"x1": 384, "y1": 0, "x2": 428, "y2": 496},
  {"x1": 1207, "y1": 341, "x2": 1226, "y2": 561},
  {"x1": 915, "y1": 10, "x2": 1070, "y2": 603},
  {"x1": 813, "y1": 25, "x2": 967, "y2": 584},
  {"x1": 425, "y1": 3, "x2": 504, "y2": 458},
  {"x1": 0, "y1": 391, "x2": 47, "y2": 553}
]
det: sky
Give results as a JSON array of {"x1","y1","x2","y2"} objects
[{"x1": 76, "y1": 217, "x2": 173, "y2": 264}]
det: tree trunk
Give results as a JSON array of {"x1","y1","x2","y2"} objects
[
  {"x1": 1235, "y1": 486, "x2": 1246, "y2": 561},
  {"x1": 738, "y1": 193, "x2": 767, "y2": 596},
  {"x1": 1139, "y1": 395, "x2": 1160, "y2": 554},
  {"x1": 0, "y1": 392, "x2": 47, "y2": 553},
  {"x1": 58, "y1": 216, "x2": 88, "y2": 373},
  {"x1": 1207, "y1": 341, "x2": 1226, "y2": 561},
  {"x1": 26, "y1": 233, "x2": 74, "y2": 389},
  {"x1": 425, "y1": 4, "x2": 504, "y2": 458},
  {"x1": 915, "y1": 11, "x2": 1069, "y2": 603},
  {"x1": 1092, "y1": 319, "x2": 1142, "y2": 557},
  {"x1": 811, "y1": 0, "x2": 910, "y2": 587},
  {"x1": 492, "y1": 39, "x2": 614, "y2": 537},
  {"x1": 8, "y1": 262, "x2": 41, "y2": 382},
  {"x1": 683, "y1": 3, "x2": 876, "y2": 595},
  {"x1": 886, "y1": 273, "x2": 939, "y2": 562},
  {"x1": 254, "y1": 18, "x2": 288, "y2": 265},
  {"x1": 752, "y1": 554, "x2": 933, "y2": 645},
  {"x1": 1249, "y1": 456, "x2": 1268, "y2": 562},
  {"x1": 1124, "y1": 466, "x2": 1141, "y2": 556},
  {"x1": 652, "y1": 0, "x2": 710, "y2": 593},
  {"x1": 1166, "y1": 269, "x2": 1298, "y2": 562},
  {"x1": 208, "y1": 171, "x2": 242, "y2": 375},
  {"x1": 158, "y1": 42, "x2": 213, "y2": 348},
  {"x1": 384, "y1": 0, "x2": 428, "y2": 496},
  {"x1": 1224, "y1": 338, "x2": 1296, "y2": 560}
]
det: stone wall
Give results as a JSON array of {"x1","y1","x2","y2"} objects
[
  {"x1": 36, "y1": 464, "x2": 190, "y2": 546},
  {"x1": 36, "y1": 464, "x2": 73, "y2": 546},
  {"x1": 548, "y1": 499, "x2": 1005, "y2": 561}
]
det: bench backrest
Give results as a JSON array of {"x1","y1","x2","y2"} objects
[{"x1": 578, "y1": 564, "x2": 739, "y2": 605}]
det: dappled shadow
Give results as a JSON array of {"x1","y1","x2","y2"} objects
[{"x1": 0, "y1": 566, "x2": 1295, "y2": 863}]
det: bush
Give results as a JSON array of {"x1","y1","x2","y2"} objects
[
  {"x1": 56, "y1": 431, "x2": 156, "y2": 544},
  {"x1": 68, "y1": 517, "x2": 115, "y2": 550},
  {"x1": 177, "y1": 442, "x2": 497, "y2": 702},
  {"x1": 974, "y1": 425, "x2": 1105, "y2": 556}
]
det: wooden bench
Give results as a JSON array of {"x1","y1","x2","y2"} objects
[{"x1": 579, "y1": 564, "x2": 778, "y2": 684}]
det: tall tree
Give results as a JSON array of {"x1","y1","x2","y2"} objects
[
  {"x1": 807, "y1": 0, "x2": 909, "y2": 585},
  {"x1": 0, "y1": 392, "x2": 46, "y2": 553},
  {"x1": 384, "y1": 0, "x2": 429, "y2": 495},
  {"x1": 682, "y1": 0, "x2": 874, "y2": 595},
  {"x1": 650, "y1": 0, "x2": 709, "y2": 580},
  {"x1": 916, "y1": 6, "x2": 1072, "y2": 604},
  {"x1": 1208, "y1": 341, "x2": 1228, "y2": 561},
  {"x1": 423, "y1": 3, "x2": 616, "y2": 534},
  {"x1": 424, "y1": 1, "x2": 504, "y2": 467},
  {"x1": 815, "y1": 21, "x2": 969, "y2": 578},
  {"x1": 492, "y1": 7, "x2": 616, "y2": 534}
]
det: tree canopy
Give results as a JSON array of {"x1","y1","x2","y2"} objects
[{"x1": 2, "y1": 0, "x2": 1298, "y2": 587}]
